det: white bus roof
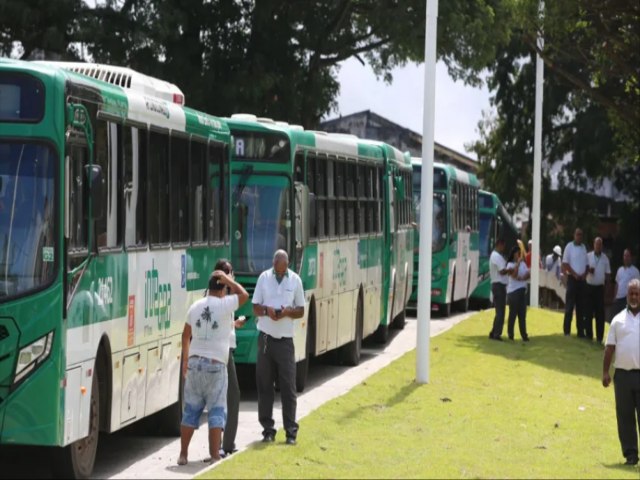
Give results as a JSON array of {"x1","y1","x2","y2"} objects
[{"x1": 34, "y1": 61, "x2": 185, "y2": 105}]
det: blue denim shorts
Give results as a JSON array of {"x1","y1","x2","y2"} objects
[{"x1": 181, "y1": 356, "x2": 228, "y2": 429}]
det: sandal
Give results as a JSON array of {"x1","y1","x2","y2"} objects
[{"x1": 177, "y1": 454, "x2": 188, "y2": 466}]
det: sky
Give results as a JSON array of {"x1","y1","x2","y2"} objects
[{"x1": 330, "y1": 57, "x2": 493, "y2": 160}]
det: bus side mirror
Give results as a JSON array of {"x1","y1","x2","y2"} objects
[
  {"x1": 295, "y1": 183, "x2": 310, "y2": 248},
  {"x1": 84, "y1": 165, "x2": 104, "y2": 220}
]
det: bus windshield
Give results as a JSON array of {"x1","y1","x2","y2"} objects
[
  {"x1": 479, "y1": 212, "x2": 493, "y2": 258},
  {"x1": 413, "y1": 191, "x2": 447, "y2": 253},
  {"x1": 232, "y1": 175, "x2": 291, "y2": 274},
  {"x1": 0, "y1": 142, "x2": 56, "y2": 300}
]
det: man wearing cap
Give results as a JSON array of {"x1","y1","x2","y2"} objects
[
  {"x1": 562, "y1": 228, "x2": 588, "y2": 337},
  {"x1": 585, "y1": 237, "x2": 611, "y2": 343},
  {"x1": 545, "y1": 245, "x2": 563, "y2": 280},
  {"x1": 602, "y1": 278, "x2": 640, "y2": 466}
]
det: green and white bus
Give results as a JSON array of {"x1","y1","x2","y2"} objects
[
  {"x1": 470, "y1": 190, "x2": 519, "y2": 308},
  {"x1": 0, "y1": 59, "x2": 232, "y2": 478},
  {"x1": 225, "y1": 115, "x2": 414, "y2": 391},
  {"x1": 409, "y1": 158, "x2": 480, "y2": 316}
]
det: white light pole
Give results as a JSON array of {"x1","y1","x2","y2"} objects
[
  {"x1": 416, "y1": 0, "x2": 438, "y2": 384},
  {"x1": 531, "y1": 1, "x2": 544, "y2": 308}
]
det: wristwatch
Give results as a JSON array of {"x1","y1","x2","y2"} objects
[{"x1": 263, "y1": 306, "x2": 268, "y2": 316}]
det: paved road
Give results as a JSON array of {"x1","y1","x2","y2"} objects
[{"x1": 0, "y1": 311, "x2": 474, "y2": 479}]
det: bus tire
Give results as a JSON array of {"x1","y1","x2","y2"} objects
[
  {"x1": 373, "y1": 322, "x2": 389, "y2": 344},
  {"x1": 391, "y1": 275, "x2": 409, "y2": 330},
  {"x1": 442, "y1": 302, "x2": 451, "y2": 317},
  {"x1": 52, "y1": 367, "x2": 100, "y2": 479},
  {"x1": 296, "y1": 303, "x2": 315, "y2": 393},
  {"x1": 340, "y1": 294, "x2": 363, "y2": 366}
]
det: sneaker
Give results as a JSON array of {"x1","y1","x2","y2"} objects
[
  {"x1": 262, "y1": 433, "x2": 275, "y2": 443},
  {"x1": 285, "y1": 437, "x2": 297, "y2": 445}
]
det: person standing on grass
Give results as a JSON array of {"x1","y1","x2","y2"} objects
[
  {"x1": 613, "y1": 249, "x2": 640, "y2": 316},
  {"x1": 506, "y1": 245, "x2": 530, "y2": 341},
  {"x1": 602, "y1": 278, "x2": 640, "y2": 467},
  {"x1": 585, "y1": 237, "x2": 611, "y2": 344},
  {"x1": 252, "y1": 249, "x2": 305, "y2": 446},
  {"x1": 489, "y1": 237, "x2": 511, "y2": 341},
  {"x1": 177, "y1": 261, "x2": 248, "y2": 466},
  {"x1": 562, "y1": 228, "x2": 588, "y2": 337}
]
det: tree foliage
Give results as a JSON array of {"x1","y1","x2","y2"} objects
[
  {"x1": 470, "y1": 0, "x2": 639, "y2": 251},
  {"x1": 1, "y1": 0, "x2": 516, "y2": 127}
]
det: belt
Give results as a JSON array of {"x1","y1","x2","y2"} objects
[
  {"x1": 261, "y1": 332, "x2": 292, "y2": 341},
  {"x1": 189, "y1": 355, "x2": 223, "y2": 364}
]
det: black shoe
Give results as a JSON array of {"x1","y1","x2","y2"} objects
[
  {"x1": 624, "y1": 457, "x2": 639, "y2": 466},
  {"x1": 522, "y1": 336, "x2": 530, "y2": 342},
  {"x1": 285, "y1": 437, "x2": 297, "y2": 445},
  {"x1": 508, "y1": 336, "x2": 514, "y2": 341},
  {"x1": 489, "y1": 333, "x2": 503, "y2": 341},
  {"x1": 262, "y1": 433, "x2": 275, "y2": 443}
]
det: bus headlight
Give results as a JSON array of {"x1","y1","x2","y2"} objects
[{"x1": 14, "y1": 331, "x2": 54, "y2": 385}]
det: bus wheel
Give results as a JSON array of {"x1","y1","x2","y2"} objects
[
  {"x1": 391, "y1": 309, "x2": 406, "y2": 329},
  {"x1": 340, "y1": 296, "x2": 363, "y2": 366},
  {"x1": 52, "y1": 368, "x2": 100, "y2": 479},
  {"x1": 296, "y1": 306, "x2": 314, "y2": 393},
  {"x1": 391, "y1": 276, "x2": 409, "y2": 329},
  {"x1": 442, "y1": 303, "x2": 451, "y2": 317},
  {"x1": 373, "y1": 322, "x2": 389, "y2": 344}
]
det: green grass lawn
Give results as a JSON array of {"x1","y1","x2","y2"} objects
[{"x1": 201, "y1": 308, "x2": 639, "y2": 479}]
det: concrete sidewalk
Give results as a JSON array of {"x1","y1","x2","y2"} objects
[{"x1": 108, "y1": 311, "x2": 474, "y2": 479}]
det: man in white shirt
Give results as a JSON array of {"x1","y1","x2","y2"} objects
[
  {"x1": 488, "y1": 237, "x2": 511, "y2": 341},
  {"x1": 178, "y1": 261, "x2": 248, "y2": 466},
  {"x1": 252, "y1": 250, "x2": 305, "y2": 445},
  {"x1": 613, "y1": 249, "x2": 640, "y2": 315},
  {"x1": 585, "y1": 237, "x2": 611, "y2": 343},
  {"x1": 562, "y1": 228, "x2": 588, "y2": 337},
  {"x1": 602, "y1": 279, "x2": 640, "y2": 466}
]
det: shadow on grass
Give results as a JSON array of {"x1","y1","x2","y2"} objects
[
  {"x1": 601, "y1": 462, "x2": 640, "y2": 474},
  {"x1": 338, "y1": 380, "x2": 420, "y2": 421},
  {"x1": 455, "y1": 333, "x2": 605, "y2": 380}
]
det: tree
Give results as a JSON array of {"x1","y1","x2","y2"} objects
[
  {"x1": 471, "y1": 0, "x2": 639, "y2": 253},
  {"x1": 0, "y1": 0, "x2": 84, "y2": 59},
  {"x1": 70, "y1": 0, "x2": 516, "y2": 126}
]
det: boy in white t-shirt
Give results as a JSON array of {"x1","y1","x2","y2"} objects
[{"x1": 177, "y1": 260, "x2": 248, "y2": 466}]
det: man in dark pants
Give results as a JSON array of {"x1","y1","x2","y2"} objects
[
  {"x1": 489, "y1": 237, "x2": 510, "y2": 341},
  {"x1": 252, "y1": 250, "x2": 305, "y2": 445},
  {"x1": 562, "y1": 228, "x2": 588, "y2": 337},
  {"x1": 585, "y1": 237, "x2": 611, "y2": 343},
  {"x1": 602, "y1": 279, "x2": 640, "y2": 466}
]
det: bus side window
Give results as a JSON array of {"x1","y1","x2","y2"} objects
[
  {"x1": 294, "y1": 152, "x2": 305, "y2": 183},
  {"x1": 148, "y1": 129, "x2": 170, "y2": 246},
  {"x1": 94, "y1": 120, "x2": 123, "y2": 251},
  {"x1": 124, "y1": 125, "x2": 147, "y2": 248},
  {"x1": 67, "y1": 144, "x2": 88, "y2": 252},
  {"x1": 208, "y1": 141, "x2": 225, "y2": 243},
  {"x1": 170, "y1": 133, "x2": 189, "y2": 245},
  {"x1": 190, "y1": 138, "x2": 208, "y2": 244}
]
